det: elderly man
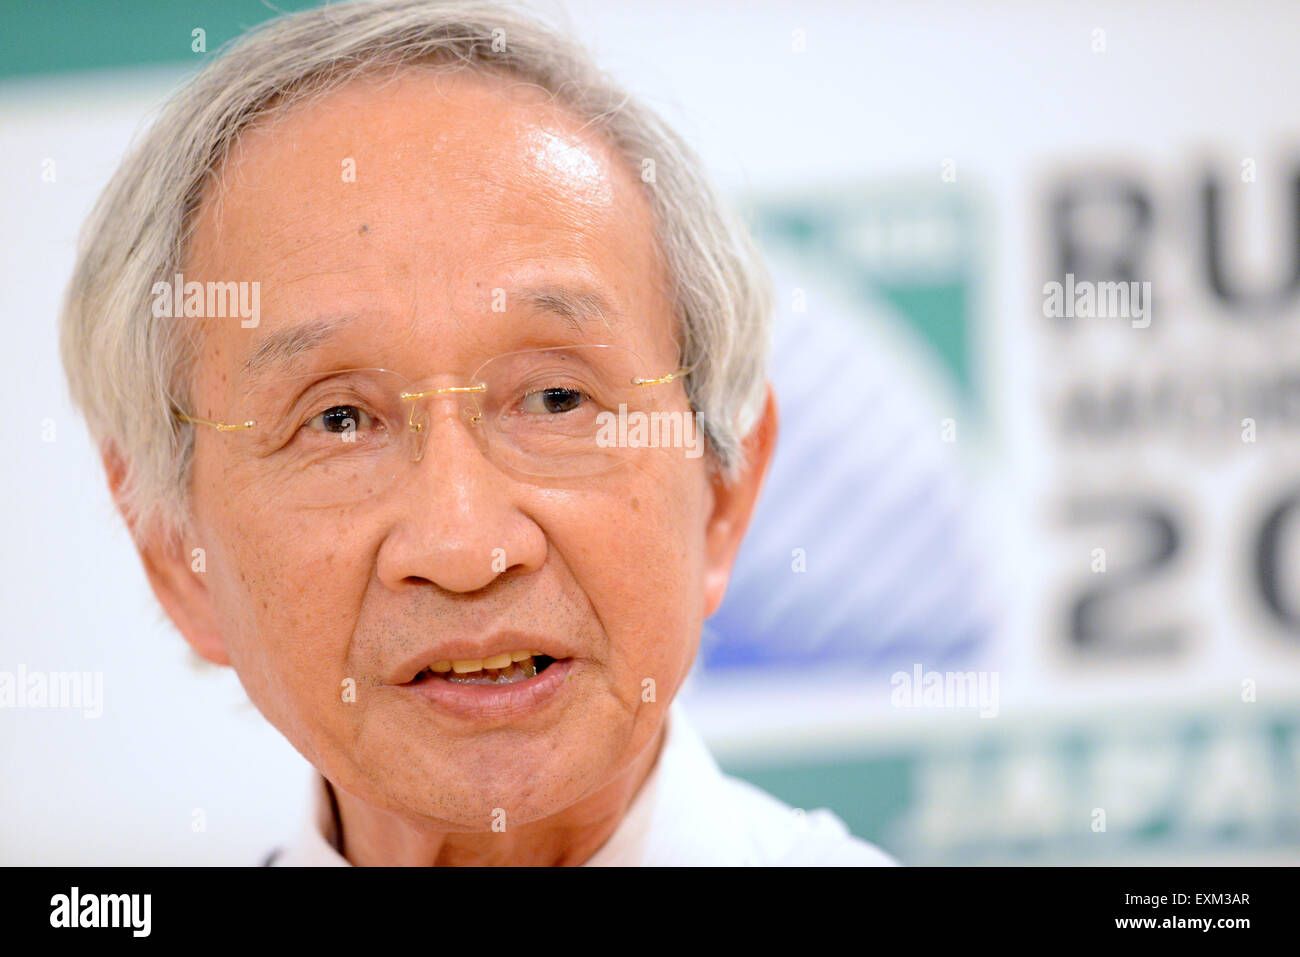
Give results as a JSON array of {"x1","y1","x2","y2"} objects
[{"x1": 60, "y1": 0, "x2": 893, "y2": 866}]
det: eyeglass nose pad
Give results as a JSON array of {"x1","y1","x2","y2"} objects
[
  {"x1": 407, "y1": 404, "x2": 429, "y2": 463},
  {"x1": 460, "y1": 383, "x2": 489, "y2": 428}
]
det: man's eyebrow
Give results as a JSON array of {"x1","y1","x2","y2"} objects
[
  {"x1": 515, "y1": 284, "x2": 619, "y2": 334},
  {"x1": 242, "y1": 316, "x2": 352, "y2": 378}
]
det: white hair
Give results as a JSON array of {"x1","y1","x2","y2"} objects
[{"x1": 60, "y1": 0, "x2": 772, "y2": 540}]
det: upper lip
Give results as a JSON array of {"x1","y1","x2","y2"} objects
[{"x1": 388, "y1": 633, "x2": 578, "y2": 685}]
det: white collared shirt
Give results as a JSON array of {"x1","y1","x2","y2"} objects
[{"x1": 269, "y1": 701, "x2": 897, "y2": 866}]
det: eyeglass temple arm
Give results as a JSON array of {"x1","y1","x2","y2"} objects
[
  {"x1": 632, "y1": 368, "x2": 687, "y2": 387},
  {"x1": 176, "y1": 411, "x2": 256, "y2": 432}
]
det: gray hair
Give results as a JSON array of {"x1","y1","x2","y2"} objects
[{"x1": 60, "y1": 0, "x2": 772, "y2": 540}]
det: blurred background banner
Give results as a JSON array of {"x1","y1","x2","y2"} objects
[
  {"x1": 2, "y1": 0, "x2": 1298, "y2": 865},
  {"x1": 704, "y1": 183, "x2": 993, "y2": 674}
]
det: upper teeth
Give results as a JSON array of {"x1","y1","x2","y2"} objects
[{"x1": 430, "y1": 650, "x2": 539, "y2": 674}]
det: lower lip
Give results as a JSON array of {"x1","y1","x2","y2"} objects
[{"x1": 397, "y1": 658, "x2": 576, "y2": 721}]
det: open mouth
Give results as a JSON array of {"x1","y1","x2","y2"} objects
[{"x1": 408, "y1": 652, "x2": 560, "y2": 686}]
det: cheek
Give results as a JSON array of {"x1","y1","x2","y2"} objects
[
  {"x1": 189, "y1": 456, "x2": 374, "y2": 738},
  {"x1": 547, "y1": 459, "x2": 712, "y2": 690}
]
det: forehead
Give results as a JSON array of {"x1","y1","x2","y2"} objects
[{"x1": 184, "y1": 66, "x2": 672, "y2": 380}]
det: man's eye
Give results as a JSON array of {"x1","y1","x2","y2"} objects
[
  {"x1": 521, "y1": 388, "x2": 585, "y2": 414},
  {"x1": 306, "y1": 405, "x2": 373, "y2": 433}
]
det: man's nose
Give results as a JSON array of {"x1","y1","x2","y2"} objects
[{"x1": 374, "y1": 406, "x2": 547, "y2": 595}]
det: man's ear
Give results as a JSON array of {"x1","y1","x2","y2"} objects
[
  {"x1": 703, "y1": 384, "x2": 779, "y2": 618},
  {"x1": 101, "y1": 444, "x2": 230, "y2": 666}
]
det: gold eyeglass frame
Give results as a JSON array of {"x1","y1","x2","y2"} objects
[{"x1": 174, "y1": 355, "x2": 689, "y2": 436}]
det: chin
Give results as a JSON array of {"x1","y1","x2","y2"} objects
[{"x1": 355, "y1": 739, "x2": 604, "y2": 830}]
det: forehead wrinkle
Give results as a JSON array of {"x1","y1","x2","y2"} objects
[
  {"x1": 237, "y1": 283, "x2": 623, "y2": 381},
  {"x1": 271, "y1": 227, "x2": 371, "y2": 268},
  {"x1": 271, "y1": 262, "x2": 378, "y2": 292}
]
